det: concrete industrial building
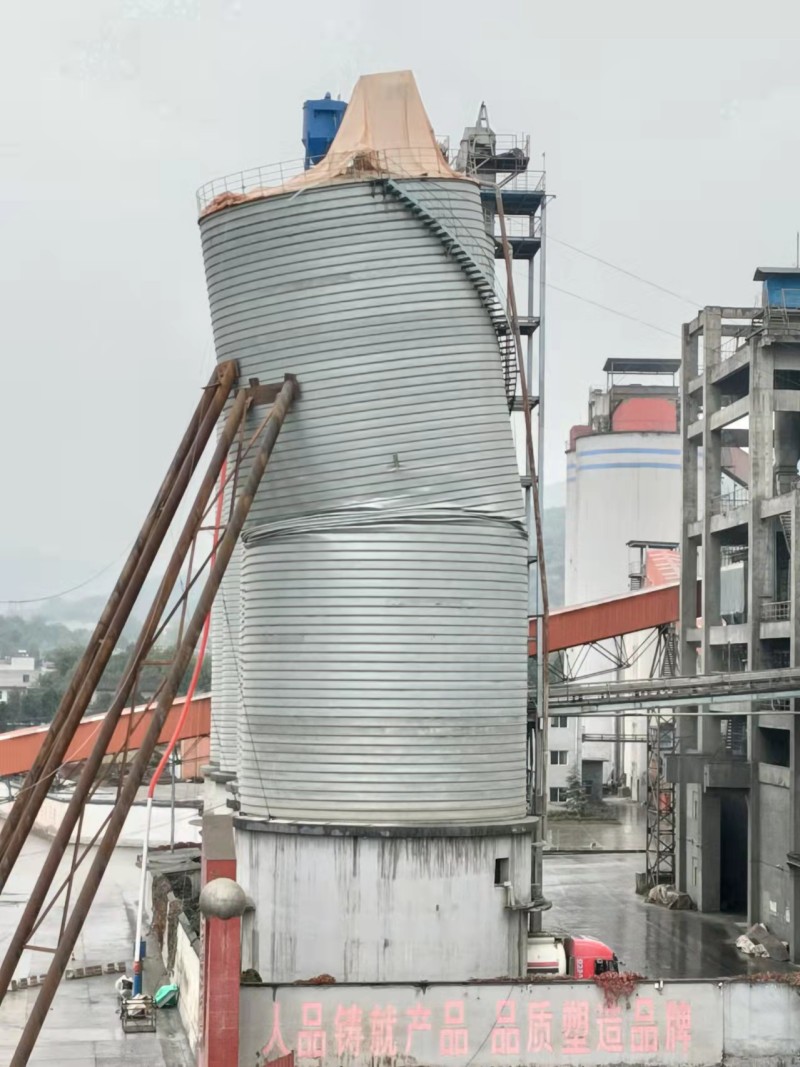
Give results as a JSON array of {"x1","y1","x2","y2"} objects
[
  {"x1": 558, "y1": 359, "x2": 681, "y2": 800},
  {"x1": 676, "y1": 268, "x2": 800, "y2": 955}
]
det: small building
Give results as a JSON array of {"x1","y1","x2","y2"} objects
[{"x1": 0, "y1": 651, "x2": 40, "y2": 704}]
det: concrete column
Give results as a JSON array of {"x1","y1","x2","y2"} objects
[
  {"x1": 677, "y1": 318, "x2": 703, "y2": 897},
  {"x1": 701, "y1": 311, "x2": 723, "y2": 675},
  {"x1": 748, "y1": 337, "x2": 775, "y2": 658},
  {"x1": 789, "y1": 492, "x2": 800, "y2": 957},
  {"x1": 747, "y1": 336, "x2": 774, "y2": 925}
]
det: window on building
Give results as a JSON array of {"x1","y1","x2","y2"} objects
[
  {"x1": 551, "y1": 715, "x2": 568, "y2": 729},
  {"x1": 549, "y1": 787, "x2": 567, "y2": 803},
  {"x1": 759, "y1": 726, "x2": 790, "y2": 768},
  {"x1": 22, "y1": 674, "x2": 29, "y2": 683},
  {"x1": 494, "y1": 858, "x2": 509, "y2": 885},
  {"x1": 549, "y1": 750, "x2": 568, "y2": 766}
]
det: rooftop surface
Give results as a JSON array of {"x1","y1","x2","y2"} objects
[{"x1": 0, "y1": 832, "x2": 192, "y2": 1066}]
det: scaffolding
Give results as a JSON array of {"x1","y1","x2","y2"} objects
[
  {"x1": 455, "y1": 103, "x2": 550, "y2": 920},
  {"x1": 645, "y1": 624, "x2": 678, "y2": 888}
]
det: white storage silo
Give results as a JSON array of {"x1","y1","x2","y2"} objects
[{"x1": 561, "y1": 369, "x2": 681, "y2": 794}]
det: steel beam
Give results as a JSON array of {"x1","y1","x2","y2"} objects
[{"x1": 9, "y1": 376, "x2": 298, "y2": 1067}]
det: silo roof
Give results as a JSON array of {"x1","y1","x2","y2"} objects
[{"x1": 201, "y1": 70, "x2": 469, "y2": 217}]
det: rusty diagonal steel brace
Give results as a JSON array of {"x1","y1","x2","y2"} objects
[{"x1": 10, "y1": 375, "x2": 299, "y2": 1067}]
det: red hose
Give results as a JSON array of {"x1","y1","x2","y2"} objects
[{"x1": 147, "y1": 460, "x2": 227, "y2": 799}]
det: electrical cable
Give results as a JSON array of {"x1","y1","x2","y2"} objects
[
  {"x1": 0, "y1": 544, "x2": 135, "y2": 606},
  {"x1": 548, "y1": 235, "x2": 701, "y2": 307},
  {"x1": 546, "y1": 283, "x2": 680, "y2": 338}
]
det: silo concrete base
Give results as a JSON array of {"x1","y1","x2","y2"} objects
[
  {"x1": 233, "y1": 816, "x2": 536, "y2": 983},
  {"x1": 203, "y1": 766, "x2": 236, "y2": 815}
]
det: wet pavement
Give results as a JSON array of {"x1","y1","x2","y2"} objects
[
  {"x1": 0, "y1": 832, "x2": 192, "y2": 1065},
  {"x1": 546, "y1": 799, "x2": 647, "y2": 852},
  {"x1": 544, "y1": 851, "x2": 797, "y2": 980}
]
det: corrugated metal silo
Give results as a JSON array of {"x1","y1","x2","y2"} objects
[
  {"x1": 201, "y1": 177, "x2": 527, "y2": 822},
  {"x1": 198, "y1": 68, "x2": 534, "y2": 984}
]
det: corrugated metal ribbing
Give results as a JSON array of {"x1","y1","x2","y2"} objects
[
  {"x1": 210, "y1": 467, "x2": 241, "y2": 776},
  {"x1": 239, "y1": 521, "x2": 527, "y2": 822},
  {"x1": 200, "y1": 180, "x2": 521, "y2": 530},
  {"x1": 209, "y1": 598, "x2": 222, "y2": 766},
  {"x1": 199, "y1": 176, "x2": 527, "y2": 823}
]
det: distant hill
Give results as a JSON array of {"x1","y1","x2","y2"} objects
[
  {"x1": 0, "y1": 615, "x2": 89, "y2": 660},
  {"x1": 1, "y1": 497, "x2": 567, "y2": 638},
  {"x1": 543, "y1": 505, "x2": 565, "y2": 608}
]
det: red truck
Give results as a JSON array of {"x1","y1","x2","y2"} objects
[{"x1": 527, "y1": 934, "x2": 620, "y2": 979}]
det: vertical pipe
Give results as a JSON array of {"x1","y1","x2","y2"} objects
[
  {"x1": 526, "y1": 207, "x2": 536, "y2": 619},
  {"x1": 170, "y1": 752, "x2": 176, "y2": 853},
  {"x1": 495, "y1": 188, "x2": 550, "y2": 932},
  {"x1": 131, "y1": 798, "x2": 153, "y2": 997},
  {"x1": 9, "y1": 377, "x2": 298, "y2": 1067},
  {"x1": 536, "y1": 177, "x2": 548, "y2": 813},
  {"x1": 133, "y1": 457, "x2": 227, "y2": 995}
]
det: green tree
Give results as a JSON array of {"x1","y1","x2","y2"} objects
[
  {"x1": 89, "y1": 642, "x2": 212, "y2": 714},
  {"x1": 565, "y1": 766, "x2": 588, "y2": 817}
]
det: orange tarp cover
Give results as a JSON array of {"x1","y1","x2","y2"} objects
[{"x1": 203, "y1": 70, "x2": 468, "y2": 216}]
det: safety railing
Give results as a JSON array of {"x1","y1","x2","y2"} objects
[
  {"x1": 762, "y1": 599, "x2": 790, "y2": 622},
  {"x1": 764, "y1": 288, "x2": 800, "y2": 327},
  {"x1": 775, "y1": 471, "x2": 800, "y2": 496},
  {"x1": 710, "y1": 487, "x2": 750, "y2": 514},
  {"x1": 495, "y1": 214, "x2": 543, "y2": 239},
  {"x1": 758, "y1": 697, "x2": 792, "y2": 712},
  {"x1": 197, "y1": 146, "x2": 463, "y2": 214}
]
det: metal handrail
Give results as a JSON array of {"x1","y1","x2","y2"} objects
[
  {"x1": 495, "y1": 214, "x2": 543, "y2": 239},
  {"x1": 762, "y1": 600, "x2": 790, "y2": 622},
  {"x1": 711, "y1": 487, "x2": 750, "y2": 513},
  {"x1": 199, "y1": 144, "x2": 514, "y2": 214},
  {"x1": 488, "y1": 169, "x2": 546, "y2": 192},
  {"x1": 197, "y1": 146, "x2": 466, "y2": 213},
  {"x1": 197, "y1": 146, "x2": 544, "y2": 215}
]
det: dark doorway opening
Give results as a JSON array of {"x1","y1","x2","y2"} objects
[{"x1": 720, "y1": 791, "x2": 748, "y2": 914}]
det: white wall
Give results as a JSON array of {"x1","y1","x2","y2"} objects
[
  {"x1": 3, "y1": 794, "x2": 202, "y2": 848},
  {"x1": 155, "y1": 876, "x2": 202, "y2": 1053},
  {"x1": 173, "y1": 915, "x2": 201, "y2": 1051},
  {"x1": 236, "y1": 823, "x2": 532, "y2": 983},
  {"x1": 240, "y1": 980, "x2": 725, "y2": 1067}
]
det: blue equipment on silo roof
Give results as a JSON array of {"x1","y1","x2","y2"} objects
[{"x1": 302, "y1": 93, "x2": 347, "y2": 169}]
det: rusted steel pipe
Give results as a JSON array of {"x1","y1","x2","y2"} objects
[
  {"x1": 10, "y1": 375, "x2": 297, "y2": 1067},
  {"x1": 0, "y1": 361, "x2": 238, "y2": 890},
  {"x1": 0, "y1": 389, "x2": 249, "y2": 1004},
  {"x1": 0, "y1": 370, "x2": 218, "y2": 865}
]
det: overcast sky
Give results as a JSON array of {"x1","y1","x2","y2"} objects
[{"x1": 2, "y1": 2, "x2": 800, "y2": 597}]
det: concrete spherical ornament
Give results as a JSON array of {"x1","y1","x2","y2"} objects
[{"x1": 199, "y1": 877, "x2": 247, "y2": 920}]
